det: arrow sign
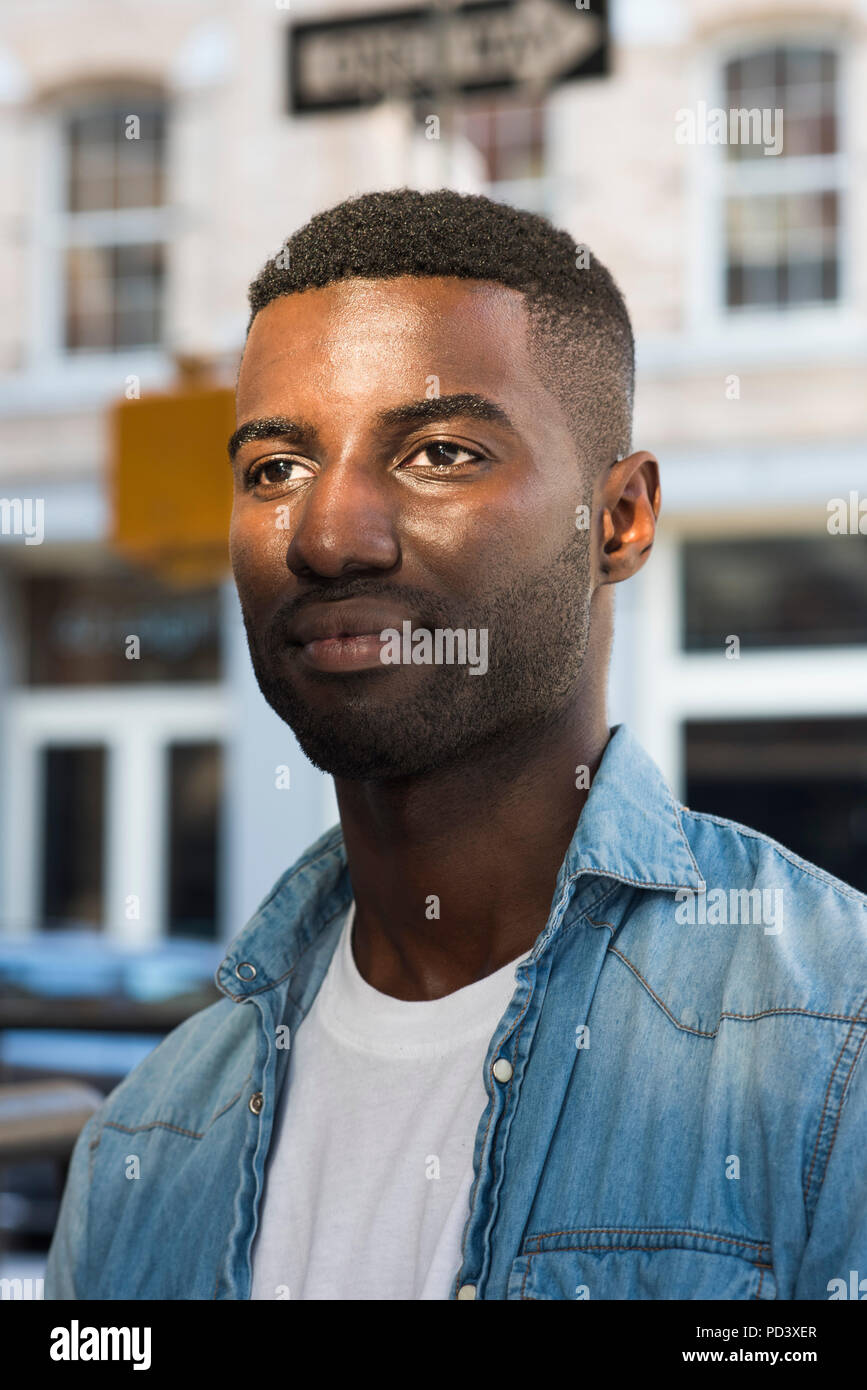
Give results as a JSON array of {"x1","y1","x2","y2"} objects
[{"x1": 289, "y1": 0, "x2": 608, "y2": 114}]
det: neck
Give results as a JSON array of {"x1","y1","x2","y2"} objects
[{"x1": 335, "y1": 686, "x2": 610, "y2": 1000}]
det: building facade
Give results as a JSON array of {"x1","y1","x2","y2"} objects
[{"x1": 0, "y1": 0, "x2": 865, "y2": 951}]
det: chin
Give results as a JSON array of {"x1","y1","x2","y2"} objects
[{"x1": 294, "y1": 732, "x2": 441, "y2": 783}]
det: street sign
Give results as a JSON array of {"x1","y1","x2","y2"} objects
[{"x1": 289, "y1": 0, "x2": 608, "y2": 114}]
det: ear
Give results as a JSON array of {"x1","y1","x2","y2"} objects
[{"x1": 596, "y1": 450, "x2": 660, "y2": 586}]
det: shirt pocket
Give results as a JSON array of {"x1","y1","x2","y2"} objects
[{"x1": 508, "y1": 1227, "x2": 776, "y2": 1300}]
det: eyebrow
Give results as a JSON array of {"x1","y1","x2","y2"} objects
[
  {"x1": 376, "y1": 393, "x2": 516, "y2": 434},
  {"x1": 227, "y1": 392, "x2": 517, "y2": 462},
  {"x1": 227, "y1": 415, "x2": 314, "y2": 463}
]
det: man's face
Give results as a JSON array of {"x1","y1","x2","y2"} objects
[{"x1": 230, "y1": 275, "x2": 599, "y2": 781}]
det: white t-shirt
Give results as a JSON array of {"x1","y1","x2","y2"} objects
[{"x1": 250, "y1": 901, "x2": 530, "y2": 1300}]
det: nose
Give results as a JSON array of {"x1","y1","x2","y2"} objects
[{"x1": 284, "y1": 456, "x2": 401, "y2": 581}]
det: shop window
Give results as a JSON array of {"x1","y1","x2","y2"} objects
[
  {"x1": 685, "y1": 718, "x2": 867, "y2": 892},
  {"x1": 682, "y1": 536, "x2": 867, "y2": 651}
]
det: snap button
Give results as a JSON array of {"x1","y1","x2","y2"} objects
[
  {"x1": 235, "y1": 961, "x2": 257, "y2": 981},
  {"x1": 249, "y1": 1091, "x2": 264, "y2": 1115},
  {"x1": 457, "y1": 1284, "x2": 476, "y2": 1300},
  {"x1": 492, "y1": 1058, "x2": 513, "y2": 1083}
]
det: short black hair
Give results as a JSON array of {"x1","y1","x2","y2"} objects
[{"x1": 246, "y1": 187, "x2": 634, "y2": 465}]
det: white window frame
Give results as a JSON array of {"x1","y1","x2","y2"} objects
[
  {"x1": 23, "y1": 84, "x2": 174, "y2": 405},
  {"x1": 0, "y1": 685, "x2": 230, "y2": 945},
  {"x1": 686, "y1": 18, "x2": 857, "y2": 357},
  {"x1": 626, "y1": 528, "x2": 867, "y2": 799}
]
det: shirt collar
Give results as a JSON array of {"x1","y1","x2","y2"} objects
[
  {"x1": 555, "y1": 723, "x2": 704, "y2": 895},
  {"x1": 217, "y1": 723, "x2": 703, "y2": 999}
]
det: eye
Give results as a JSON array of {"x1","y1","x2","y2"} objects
[
  {"x1": 402, "y1": 440, "x2": 484, "y2": 474},
  {"x1": 245, "y1": 457, "x2": 314, "y2": 491}
]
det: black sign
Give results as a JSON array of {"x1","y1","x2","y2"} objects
[{"x1": 289, "y1": 0, "x2": 608, "y2": 114}]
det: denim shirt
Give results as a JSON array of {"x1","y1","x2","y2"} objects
[{"x1": 45, "y1": 725, "x2": 867, "y2": 1301}]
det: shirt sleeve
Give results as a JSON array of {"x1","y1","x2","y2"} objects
[
  {"x1": 44, "y1": 1110, "x2": 100, "y2": 1300},
  {"x1": 793, "y1": 1037, "x2": 867, "y2": 1299}
]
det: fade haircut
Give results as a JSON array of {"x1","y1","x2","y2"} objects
[{"x1": 246, "y1": 187, "x2": 634, "y2": 466}]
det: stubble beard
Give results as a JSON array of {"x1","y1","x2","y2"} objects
[{"x1": 241, "y1": 531, "x2": 594, "y2": 783}]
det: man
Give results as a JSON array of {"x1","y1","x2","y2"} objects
[{"x1": 46, "y1": 189, "x2": 866, "y2": 1301}]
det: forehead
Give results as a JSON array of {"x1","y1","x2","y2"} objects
[{"x1": 236, "y1": 275, "x2": 551, "y2": 420}]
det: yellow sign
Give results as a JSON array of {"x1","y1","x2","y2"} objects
[{"x1": 110, "y1": 383, "x2": 236, "y2": 587}]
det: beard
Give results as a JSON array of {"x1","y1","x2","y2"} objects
[{"x1": 240, "y1": 528, "x2": 593, "y2": 783}]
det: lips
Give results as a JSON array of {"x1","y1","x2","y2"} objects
[{"x1": 286, "y1": 599, "x2": 414, "y2": 647}]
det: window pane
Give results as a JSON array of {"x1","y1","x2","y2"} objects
[
  {"x1": 724, "y1": 46, "x2": 836, "y2": 162},
  {"x1": 65, "y1": 245, "x2": 113, "y2": 348},
  {"x1": 66, "y1": 99, "x2": 165, "y2": 212},
  {"x1": 784, "y1": 48, "x2": 825, "y2": 92},
  {"x1": 456, "y1": 96, "x2": 545, "y2": 183},
  {"x1": 65, "y1": 242, "x2": 163, "y2": 350},
  {"x1": 116, "y1": 109, "x2": 165, "y2": 209},
  {"x1": 786, "y1": 259, "x2": 823, "y2": 301},
  {"x1": 115, "y1": 307, "x2": 160, "y2": 349},
  {"x1": 724, "y1": 192, "x2": 839, "y2": 308},
  {"x1": 729, "y1": 50, "x2": 776, "y2": 100},
  {"x1": 726, "y1": 261, "x2": 746, "y2": 307},
  {"x1": 40, "y1": 746, "x2": 106, "y2": 928},
  {"x1": 685, "y1": 718, "x2": 867, "y2": 893},
  {"x1": 167, "y1": 743, "x2": 222, "y2": 940},
  {"x1": 683, "y1": 536, "x2": 867, "y2": 651},
  {"x1": 822, "y1": 255, "x2": 838, "y2": 299},
  {"x1": 67, "y1": 111, "x2": 116, "y2": 211}
]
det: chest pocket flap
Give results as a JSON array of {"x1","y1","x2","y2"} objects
[{"x1": 509, "y1": 1227, "x2": 776, "y2": 1300}]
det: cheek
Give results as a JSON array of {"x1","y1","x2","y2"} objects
[{"x1": 229, "y1": 501, "x2": 286, "y2": 597}]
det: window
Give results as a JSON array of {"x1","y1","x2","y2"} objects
[
  {"x1": 25, "y1": 573, "x2": 221, "y2": 685},
  {"x1": 457, "y1": 95, "x2": 545, "y2": 184},
  {"x1": 60, "y1": 95, "x2": 167, "y2": 351},
  {"x1": 685, "y1": 718, "x2": 867, "y2": 893},
  {"x1": 40, "y1": 746, "x2": 106, "y2": 928},
  {"x1": 166, "y1": 743, "x2": 223, "y2": 940},
  {"x1": 453, "y1": 94, "x2": 547, "y2": 211},
  {"x1": 722, "y1": 46, "x2": 841, "y2": 310},
  {"x1": 682, "y1": 535, "x2": 867, "y2": 651}
]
